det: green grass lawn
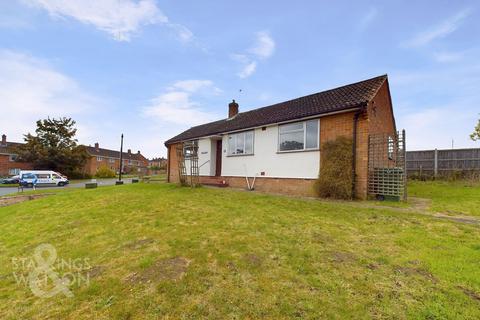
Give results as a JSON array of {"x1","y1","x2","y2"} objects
[
  {"x1": 1, "y1": 183, "x2": 480, "y2": 319},
  {"x1": 408, "y1": 180, "x2": 480, "y2": 216}
]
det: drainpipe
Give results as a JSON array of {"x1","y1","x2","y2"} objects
[
  {"x1": 351, "y1": 106, "x2": 365, "y2": 199},
  {"x1": 166, "y1": 145, "x2": 171, "y2": 183}
]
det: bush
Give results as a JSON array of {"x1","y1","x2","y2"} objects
[
  {"x1": 64, "y1": 170, "x2": 92, "y2": 179},
  {"x1": 95, "y1": 166, "x2": 116, "y2": 178},
  {"x1": 314, "y1": 136, "x2": 353, "y2": 199}
]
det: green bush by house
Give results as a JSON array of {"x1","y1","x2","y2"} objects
[
  {"x1": 95, "y1": 165, "x2": 116, "y2": 178},
  {"x1": 315, "y1": 136, "x2": 353, "y2": 199}
]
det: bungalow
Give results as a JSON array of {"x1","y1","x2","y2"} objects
[{"x1": 164, "y1": 75, "x2": 397, "y2": 199}]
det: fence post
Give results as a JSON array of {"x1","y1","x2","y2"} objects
[
  {"x1": 402, "y1": 129, "x2": 407, "y2": 201},
  {"x1": 434, "y1": 148, "x2": 438, "y2": 178}
]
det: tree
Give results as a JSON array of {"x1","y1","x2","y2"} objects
[
  {"x1": 15, "y1": 117, "x2": 89, "y2": 175},
  {"x1": 471, "y1": 118, "x2": 480, "y2": 141}
]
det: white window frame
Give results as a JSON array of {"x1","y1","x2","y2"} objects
[
  {"x1": 227, "y1": 131, "x2": 254, "y2": 156},
  {"x1": 109, "y1": 158, "x2": 115, "y2": 163},
  {"x1": 9, "y1": 168, "x2": 20, "y2": 175},
  {"x1": 96, "y1": 156, "x2": 103, "y2": 162},
  {"x1": 278, "y1": 119, "x2": 320, "y2": 152}
]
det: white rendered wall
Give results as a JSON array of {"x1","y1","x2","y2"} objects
[
  {"x1": 221, "y1": 124, "x2": 320, "y2": 179},
  {"x1": 184, "y1": 138, "x2": 214, "y2": 176}
]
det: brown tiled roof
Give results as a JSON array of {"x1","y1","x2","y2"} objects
[
  {"x1": 0, "y1": 142, "x2": 23, "y2": 155},
  {"x1": 165, "y1": 75, "x2": 387, "y2": 145},
  {"x1": 85, "y1": 146, "x2": 147, "y2": 161}
]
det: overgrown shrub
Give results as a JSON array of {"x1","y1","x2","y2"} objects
[
  {"x1": 314, "y1": 136, "x2": 353, "y2": 199},
  {"x1": 65, "y1": 170, "x2": 92, "y2": 179},
  {"x1": 95, "y1": 166, "x2": 116, "y2": 178}
]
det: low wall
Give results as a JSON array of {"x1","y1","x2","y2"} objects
[{"x1": 199, "y1": 176, "x2": 317, "y2": 197}]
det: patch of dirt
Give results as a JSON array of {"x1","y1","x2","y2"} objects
[
  {"x1": 458, "y1": 286, "x2": 480, "y2": 302},
  {"x1": 0, "y1": 193, "x2": 54, "y2": 207},
  {"x1": 366, "y1": 263, "x2": 380, "y2": 270},
  {"x1": 244, "y1": 253, "x2": 263, "y2": 267},
  {"x1": 127, "y1": 257, "x2": 190, "y2": 283},
  {"x1": 226, "y1": 261, "x2": 238, "y2": 272},
  {"x1": 329, "y1": 251, "x2": 357, "y2": 264},
  {"x1": 433, "y1": 213, "x2": 480, "y2": 225},
  {"x1": 83, "y1": 265, "x2": 105, "y2": 278},
  {"x1": 409, "y1": 197, "x2": 432, "y2": 211},
  {"x1": 125, "y1": 238, "x2": 154, "y2": 250},
  {"x1": 394, "y1": 265, "x2": 438, "y2": 283}
]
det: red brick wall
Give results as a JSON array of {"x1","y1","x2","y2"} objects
[
  {"x1": 0, "y1": 155, "x2": 34, "y2": 176},
  {"x1": 319, "y1": 111, "x2": 369, "y2": 199},
  {"x1": 368, "y1": 80, "x2": 396, "y2": 135},
  {"x1": 167, "y1": 143, "x2": 181, "y2": 183},
  {"x1": 83, "y1": 156, "x2": 148, "y2": 176},
  {"x1": 220, "y1": 176, "x2": 317, "y2": 197}
]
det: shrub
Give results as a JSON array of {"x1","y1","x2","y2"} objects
[
  {"x1": 66, "y1": 171, "x2": 92, "y2": 179},
  {"x1": 314, "y1": 136, "x2": 353, "y2": 199},
  {"x1": 95, "y1": 166, "x2": 116, "y2": 178}
]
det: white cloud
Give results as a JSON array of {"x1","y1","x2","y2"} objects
[
  {"x1": 143, "y1": 80, "x2": 219, "y2": 126},
  {"x1": 238, "y1": 61, "x2": 257, "y2": 79},
  {"x1": 404, "y1": 8, "x2": 472, "y2": 47},
  {"x1": 168, "y1": 80, "x2": 221, "y2": 94},
  {"x1": 22, "y1": 0, "x2": 193, "y2": 42},
  {"x1": 433, "y1": 51, "x2": 463, "y2": 63},
  {"x1": 248, "y1": 31, "x2": 275, "y2": 59},
  {"x1": 232, "y1": 31, "x2": 275, "y2": 79},
  {"x1": 0, "y1": 50, "x2": 100, "y2": 142}
]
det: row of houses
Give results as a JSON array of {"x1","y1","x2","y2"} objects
[{"x1": 0, "y1": 134, "x2": 165, "y2": 177}]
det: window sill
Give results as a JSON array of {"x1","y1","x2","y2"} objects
[
  {"x1": 226, "y1": 153, "x2": 254, "y2": 157},
  {"x1": 277, "y1": 148, "x2": 319, "y2": 154}
]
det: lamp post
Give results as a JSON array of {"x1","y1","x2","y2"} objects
[{"x1": 119, "y1": 133, "x2": 124, "y2": 182}]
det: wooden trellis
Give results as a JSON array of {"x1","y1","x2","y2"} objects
[
  {"x1": 176, "y1": 141, "x2": 200, "y2": 187},
  {"x1": 368, "y1": 130, "x2": 407, "y2": 201}
]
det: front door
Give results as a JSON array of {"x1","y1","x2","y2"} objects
[{"x1": 215, "y1": 140, "x2": 222, "y2": 176}]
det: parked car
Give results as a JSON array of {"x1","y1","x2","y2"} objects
[
  {"x1": 1, "y1": 175, "x2": 21, "y2": 184},
  {"x1": 19, "y1": 170, "x2": 69, "y2": 187}
]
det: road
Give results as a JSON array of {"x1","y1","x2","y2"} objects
[{"x1": 0, "y1": 178, "x2": 137, "y2": 197}]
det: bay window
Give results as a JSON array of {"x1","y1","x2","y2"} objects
[
  {"x1": 228, "y1": 131, "x2": 254, "y2": 156},
  {"x1": 279, "y1": 119, "x2": 319, "y2": 151}
]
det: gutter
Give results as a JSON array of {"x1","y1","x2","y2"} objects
[{"x1": 351, "y1": 104, "x2": 367, "y2": 199}]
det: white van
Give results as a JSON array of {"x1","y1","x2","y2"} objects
[{"x1": 19, "y1": 170, "x2": 69, "y2": 187}]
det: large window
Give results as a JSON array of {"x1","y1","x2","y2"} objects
[
  {"x1": 9, "y1": 168, "x2": 20, "y2": 175},
  {"x1": 279, "y1": 119, "x2": 319, "y2": 152},
  {"x1": 228, "y1": 131, "x2": 254, "y2": 156}
]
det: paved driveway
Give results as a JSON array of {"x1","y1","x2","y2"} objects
[{"x1": 0, "y1": 178, "x2": 136, "y2": 197}]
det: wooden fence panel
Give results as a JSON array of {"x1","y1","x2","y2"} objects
[{"x1": 407, "y1": 148, "x2": 480, "y2": 176}]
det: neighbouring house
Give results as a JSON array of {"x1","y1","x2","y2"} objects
[
  {"x1": 84, "y1": 143, "x2": 149, "y2": 176},
  {"x1": 168, "y1": 75, "x2": 397, "y2": 199},
  {"x1": 149, "y1": 157, "x2": 167, "y2": 169},
  {"x1": 0, "y1": 134, "x2": 34, "y2": 176}
]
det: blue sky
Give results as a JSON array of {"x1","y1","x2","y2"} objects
[{"x1": 0, "y1": 0, "x2": 479, "y2": 157}]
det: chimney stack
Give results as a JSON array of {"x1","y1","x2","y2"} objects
[
  {"x1": 228, "y1": 99, "x2": 239, "y2": 118},
  {"x1": 94, "y1": 142, "x2": 99, "y2": 150},
  {"x1": 128, "y1": 149, "x2": 131, "y2": 154},
  {"x1": 137, "y1": 150, "x2": 140, "y2": 154},
  {"x1": 1, "y1": 134, "x2": 6, "y2": 145}
]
